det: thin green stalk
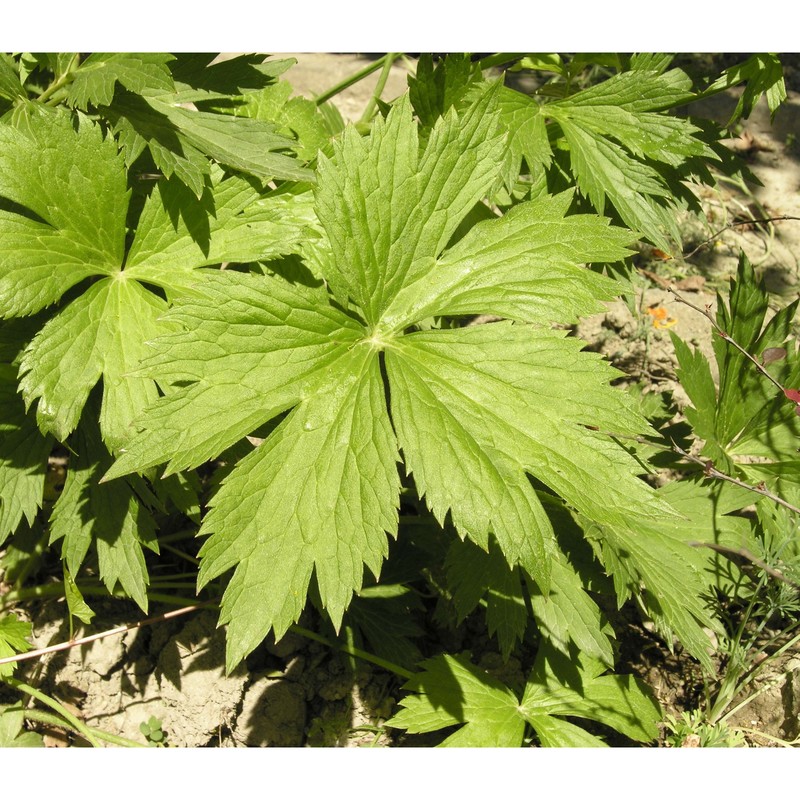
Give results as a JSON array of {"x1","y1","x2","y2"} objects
[
  {"x1": 730, "y1": 726, "x2": 800, "y2": 747},
  {"x1": 0, "y1": 582, "x2": 199, "y2": 610},
  {"x1": 314, "y1": 54, "x2": 393, "y2": 106},
  {"x1": 5, "y1": 677, "x2": 102, "y2": 748},
  {"x1": 143, "y1": 592, "x2": 209, "y2": 606},
  {"x1": 22, "y1": 709, "x2": 146, "y2": 748},
  {"x1": 157, "y1": 528, "x2": 200, "y2": 545},
  {"x1": 707, "y1": 588, "x2": 762, "y2": 722},
  {"x1": 159, "y1": 541, "x2": 200, "y2": 567},
  {"x1": 717, "y1": 626, "x2": 800, "y2": 726},
  {"x1": 358, "y1": 53, "x2": 401, "y2": 126},
  {"x1": 290, "y1": 623, "x2": 414, "y2": 680},
  {"x1": 37, "y1": 54, "x2": 80, "y2": 104}
]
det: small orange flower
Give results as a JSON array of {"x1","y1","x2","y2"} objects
[{"x1": 646, "y1": 305, "x2": 677, "y2": 330}]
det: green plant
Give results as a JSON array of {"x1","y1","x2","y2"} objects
[
  {"x1": 663, "y1": 709, "x2": 746, "y2": 748},
  {"x1": 653, "y1": 253, "x2": 800, "y2": 741},
  {"x1": 0, "y1": 52, "x2": 795, "y2": 747},
  {"x1": 140, "y1": 715, "x2": 167, "y2": 747}
]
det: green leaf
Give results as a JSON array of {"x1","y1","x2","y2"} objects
[
  {"x1": 543, "y1": 68, "x2": 716, "y2": 249},
  {"x1": 380, "y1": 191, "x2": 634, "y2": 329},
  {"x1": 521, "y1": 644, "x2": 661, "y2": 743},
  {"x1": 445, "y1": 538, "x2": 528, "y2": 660},
  {"x1": 108, "y1": 93, "x2": 210, "y2": 197},
  {"x1": 170, "y1": 53, "x2": 292, "y2": 101},
  {"x1": 388, "y1": 654, "x2": 526, "y2": 747},
  {"x1": 0, "y1": 54, "x2": 26, "y2": 101},
  {"x1": 197, "y1": 345, "x2": 399, "y2": 670},
  {"x1": 19, "y1": 278, "x2": 170, "y2": 449},
  {"x1": 715, "y1": 256, "x2": 800, "y2": 460},
  {"x1": 107, "y1": 92, "x2": 312, "y2": 196},
  {"x1": 346, "y1": 584, "x2": 424, "y2": 670},
  {"x1": 670, "y1": 332, "x2": 722, "y2": 456},
  {"x1": 3, "y1": 111, "x2": 309, "y2": 449},
  {"x1": 583, "y1": 500, "x2": 722, "y2": 671},
  {"x1": 0, "y1": 614, "x2": 32, "y2": 678},
  {"x1": 104, "y1": 271, "x2": 363, "y2": 479},
  {"x1": 0, "y1": 702, "x2": 44, "y2": 747},
  {"x1": 705, "y1": 54, "x2": 787, "y2": 125},
  {"x1": 527, "y1": 713, "x2": 608, "y2": 747},
  {"x1": 495, "y1": 86, "x2": 552, "y2": 188},
  {"x1": 528, "y1": 546, "x2": 615, "y2": 667},
  {"x1": 408, "y1": 54, "x2": 479, "y2": 128},
  {"x1": 389, "y1": 645, "x2": 660, "y2": 746},
  {"x1": 0, "y1": 364, "x2": 51, "y2": 545},
  {"x1": 109, "y1": 85, "x2": 678, "y2": 671},
  {"x1": 64, "y1": 565, "x2": 96, "y2": 626},
  {"x1": 315, "y1": 85, "x2": 505, "y2": 324},
  {"x1": 50, "y1": 415, "x2": 156, "y2": 611},
  {"x1": 125, "y1": 172, "x2": 316, "y2": 296},
  {"x1": 673, "y1": 253, "x2": 800, "y2": 474},
  {"x1": 66, "y1": 53, "x2": 175, "y2": 109},
  {"x1": 228, "y1": 79, "x2": 331, "y2": 162},
  {"x1": 157, "y1": 101, "x2": 313, "y2": 183},
  {"x1": 0, "y1": 110, "x2": 128, "y2": 316},
  {"x1": 385, "y1": 323, "x2": 675, "y2": 590}
]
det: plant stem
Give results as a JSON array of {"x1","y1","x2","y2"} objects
[
  {"x1": 687, "y1": 539, "x2": 800, "y2": 589},
  {"x1": 730, "y1": 726, "x2": 800, "y2": 747},
  {"x1": 0, "y1": 582, "x2": 199, "y2": 610},
  {"x1": 315, "y1": 55, "x2": 392, "y2": 106},
  {"x1": 159, "y1": 541, "x2": 200, "y2": 567},
  {"x1": 673, "y1": 442, "x2": 800, "y2": 517},
  {"x1": 22, "y1": 709, "x2": 145, "y2": 748},
  {"x1": 4, "y1": 677, "x2": 102, "y2": 747},
  {"x1": 37, "y1": 53, "x2": 80, "y2": 104},
  {"x1": 290, "y1": 623, "x2": 414, "y2": 680},
  {"x1": 359, "y1": 53, "x2": 401, "y2": 125}
]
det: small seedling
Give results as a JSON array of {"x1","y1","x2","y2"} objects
[{"x1": 139, "y1": 716, "x2": 167, "y2": 747}]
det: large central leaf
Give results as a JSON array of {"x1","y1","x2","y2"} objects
[{"x1": 108, "y1": 83, "x2": 677, "y2": 669}]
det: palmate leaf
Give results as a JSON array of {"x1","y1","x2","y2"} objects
[
  {"x1": 61, "y1": 53, "x2": 311, "y2": 196},
  {"x1": 387, "y1": 645, "x2": 659, "y2": 746},
  {"x1": 109, "y1": 83, "x2": 677, "y2": 668},
  {"x1": 0, "y1": 110, "x2": 128, "y2": 317},
  {"x1": 0, "y1": 111, "x2": 312, "y2": 451}
]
